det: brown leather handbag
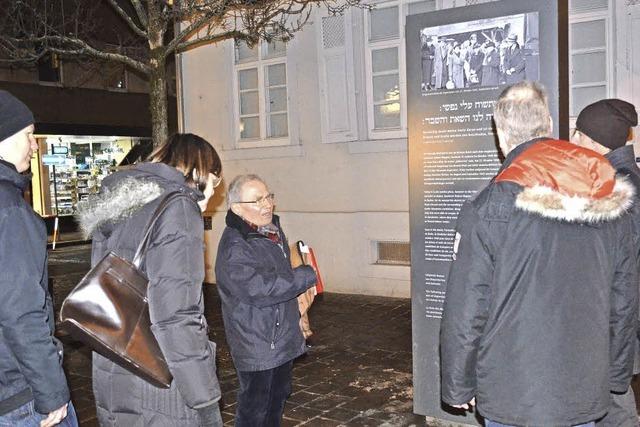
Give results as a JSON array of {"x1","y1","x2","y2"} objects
[{"x1": 60, "y1": 191, "x2": 185, "y2": 388}]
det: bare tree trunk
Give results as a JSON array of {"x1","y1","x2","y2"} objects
[
  {"x1": 147, "y1": 1, "x2": 168, "y2": 147},
  {"x1": 149, "y1": 56, "x2": 168, "y2": 146}
]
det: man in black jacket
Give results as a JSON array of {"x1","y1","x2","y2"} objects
[
  {"x1": 0, "y1": 91, "x2": 76, "y2": 426},
  {"x1": 440, "y1": 82, "x2": 638, "y2": 427},
  {"x1": 571, "y1": 98, "x2": 639, "y2": 427},
  {"x1": 216, "y1": 174, "x2": 317, "y2": 426}
]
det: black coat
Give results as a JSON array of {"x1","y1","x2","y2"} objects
[
  {"x1": 0, "y1": 161, "x2": 70, "y2": 415},
  {"x1": 440, "y1": 139, "x2": 638, "y2": 426},
  {"x1": 77, "y1": 162, "x2": 221, "y2": 426},
  {"x1": 607, "y1": 144, "x2": 640, "y2": 373},
  {"x1": 215, "y1": 210, "x2": 316, "y2": 372}
]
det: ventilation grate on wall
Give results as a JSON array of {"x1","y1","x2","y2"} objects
[
  {"x1": 376, "y1": 241, "x2": 411, "y2": 266},
  {"x1": 322, "y1": 15, "x2": 345, "y2": 49}
]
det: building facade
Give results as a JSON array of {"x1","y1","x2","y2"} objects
[{"x1": 180, "y1": 0, "x2": 640, "y2": 296}]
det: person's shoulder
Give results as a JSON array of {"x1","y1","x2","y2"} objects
[
  {"x1": 0, "y1": 180, "x2": 19, "y2": 202},
  {"x1": 469, "y1": 181, "x2": 518, "y2": 223},
  {"x1": 0, "y1": 182, "x2": 28, "y2": 213},
  {"x1": 218, "y1": 225, "x2": 245, "y2": 248}
]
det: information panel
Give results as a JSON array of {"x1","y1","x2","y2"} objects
[{"x1": 406, "y1": 1, "x2": 568, "y2": 423}]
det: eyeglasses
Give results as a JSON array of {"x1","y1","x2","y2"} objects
[{"x1": 234, "y1": 193, "x2": 275, "y2": 206}]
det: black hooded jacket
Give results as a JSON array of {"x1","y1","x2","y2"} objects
[{"x1": 440, "y1": 139, "x2": 638, "y2": 426}]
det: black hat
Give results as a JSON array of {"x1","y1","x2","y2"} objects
[
  {"x1": 576, "y1": 99, "x2": 638, "y2": 151},
  {"x1": 0, "y1": 90, "x2": 35, "y2": 143}
]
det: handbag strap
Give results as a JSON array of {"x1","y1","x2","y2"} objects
[{"x1": 132, "y1": 191, "x2": 189, "y2": 269}]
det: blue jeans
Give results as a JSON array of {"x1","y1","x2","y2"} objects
[
  {"x1": 235, "y1": 360, "x2": 293, "y2": 427},
  {"x1": 486, "y1": 420, "x2": 595, "y2": 427},
  {"x1": 0, "y1": 400, "x2": 78, "y2": 427}
]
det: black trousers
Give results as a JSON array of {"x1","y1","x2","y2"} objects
[{"x1": 235, "y1": 360, "x2": 294, "y2": 427}]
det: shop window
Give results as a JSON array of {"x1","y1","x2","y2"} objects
[
  {"x1": 234, "y1": 40, "x2": 290, "y2": 147},
  {"x1": 364, "y1": 0, "x2": 436, "y2": 140},
  {"x1": 34, "y1": 136, "x2": 141, "y2": 217}
]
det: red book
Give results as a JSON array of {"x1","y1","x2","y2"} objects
[
  {"x1": 307, "y1": 248, "x2": 324, "y2": 294},
  {"x1": 296, "y1": 241, "x2": 324, "y2": 294}
]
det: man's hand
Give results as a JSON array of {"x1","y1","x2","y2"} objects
[
  {"x1": 450, "y1": 397, "x2": 475, "y2": 410},
  {"x1": 40, "y1": 403, "x2": 68, "y2": 427}
]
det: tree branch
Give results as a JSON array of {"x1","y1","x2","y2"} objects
[
  {"x1": 166, "y1": 10, "x2": 222, "y2": 56},
  {"x1": 129, "y1": 0, "x2": 149, "y2": 29},
  {"x1": 106, "y1": 0, "x2": 147, "y2": 38},
  {"x1": 175, "y1": 30, "x2": 246, "y2": 53},
  {"x1": 5, "y1": 35, "x2": 150, "y2": 74}
]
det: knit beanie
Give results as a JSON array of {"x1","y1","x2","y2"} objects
[
  {"x1": 575, "y1": 99, "x2": 638, "y2": 151},
  {"x1": 0, "y1": 90, "x2": 35, "y2": 143}
]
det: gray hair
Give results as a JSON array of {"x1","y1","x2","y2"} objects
[
  {"x1": 493, "y1": 81, "x2": 551, "y2": 153},
  {"x1": 227, "y1": 174, "x2": 266, "y2": 208}
]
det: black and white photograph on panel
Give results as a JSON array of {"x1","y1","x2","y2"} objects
[{"x1": 419, "y1": 11, "x2": 540, "y2": 93}]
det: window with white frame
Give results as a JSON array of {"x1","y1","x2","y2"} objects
[
  {"x1": 569, "y1": 0, "x2": 610, "y2": 117},
  {"x1": 234, "y1": 40, "x2": 289, "y2": 146},
  {"x1": 364, "y1": 0, "x2": 436, "y2": 140}
]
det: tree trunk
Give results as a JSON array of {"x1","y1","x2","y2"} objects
[
  {"x1": 149, "y1": 56, "x2": 169, "y2": 146},
  {"x1": 147, "y1": 1, "x2": 168, "y2": 147}
]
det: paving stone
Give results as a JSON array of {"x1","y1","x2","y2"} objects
[
  {"x1": 288, "y1": 390, "x2": 324, "y2": 405},
  {"x1": 301, "y1": 416, "x2": 343, "y2": 426},
  {"x1": 303, "y1": 393, "x2": 354, "y2": 411},
  {"x1": 282, "y1": 417, "x2": 304, "y2": 427},
  {"x1": 322, "y1": 405, "x2": 361, "y2": 422},
  {"x1": 285, "y1": 405, "x2": 320, "y2": 422}
]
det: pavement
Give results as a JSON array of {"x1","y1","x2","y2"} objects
[{"x1": 48, "y1": 245, "x2": 425, "y2": 427}]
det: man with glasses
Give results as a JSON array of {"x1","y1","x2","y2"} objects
[{"x1": 215, "y1": 174, "x2": 317, "y2": 426}]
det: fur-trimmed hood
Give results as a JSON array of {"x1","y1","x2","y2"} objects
[
  {"x1": 76, "y1": 162, "x2": 201, "y2": 238},
  {"x1": 496, "y1": 139, "x2": 635, "y2": 223},
  {"x1": 76, "y1": 177, "x2": 164, "y2": 238}
]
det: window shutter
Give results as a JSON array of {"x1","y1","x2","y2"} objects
[{"x1": 317, "y1": 10, "x2": 358, "y2": 143}]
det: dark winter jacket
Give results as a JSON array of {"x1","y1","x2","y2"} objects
[
  {"x1": 606, "y1": 144, "x2": 640, "y2": 373},
  {"x1": 215, "y1": 210, "x2": 317, "y2": 372},
  {"x1": 440, "y1": 138, "x2": 639, "y2": 426},
  {"x1": 0, "y1": 161, "x2": 70, "y2": 416},
  {"x1": 76, "y1": 162, "x2": 221, "y2": 426}
]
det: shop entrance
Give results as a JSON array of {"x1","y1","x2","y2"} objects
[{"x1": 29, "y1": 135, "x2": 152, "y2": 246}]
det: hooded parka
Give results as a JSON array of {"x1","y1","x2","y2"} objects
[
  {"x1": 440, "y1": 138, "x2": 639, "y2": 426},
  {"x1": 0, "y1": 161, "x2": 70, "y2": 416},
  {"x1": 76, "y1": 162, "x2": 221, "y2": 426}
]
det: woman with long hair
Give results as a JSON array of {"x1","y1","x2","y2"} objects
[{"x1": 77, "y1": 133, "x2": 223, "y2": 426}]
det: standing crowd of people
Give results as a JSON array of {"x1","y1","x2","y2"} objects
[
  {"x1": 1, "y1": 80, "x2": 640, "y2": 427},
  {"x1": 421, "y1": 31, "x2": 526, "y2": 91}
]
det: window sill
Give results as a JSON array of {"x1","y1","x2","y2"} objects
[
  {"x1": 220, "y1": 144, "x2": 304, "y2": 161},
  {"x1": 348, "y1": 138, "x2": 407, "y2": 154}
]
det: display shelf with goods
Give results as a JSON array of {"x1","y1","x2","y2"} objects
[
  {"x1": 49, "y1": 169, "x2": 76, "y2": 216},
  {"x1": 35, "y1": 136, "x2": 143, "y2": 219}
]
